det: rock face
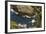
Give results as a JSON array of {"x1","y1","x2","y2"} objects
[{"x1": 11, "y1": 5, "x2": 34, "y2": 16}]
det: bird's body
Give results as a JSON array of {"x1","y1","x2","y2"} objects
[{"x1": 10, "y1": 9, "x2": 35, "y2": 28}]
